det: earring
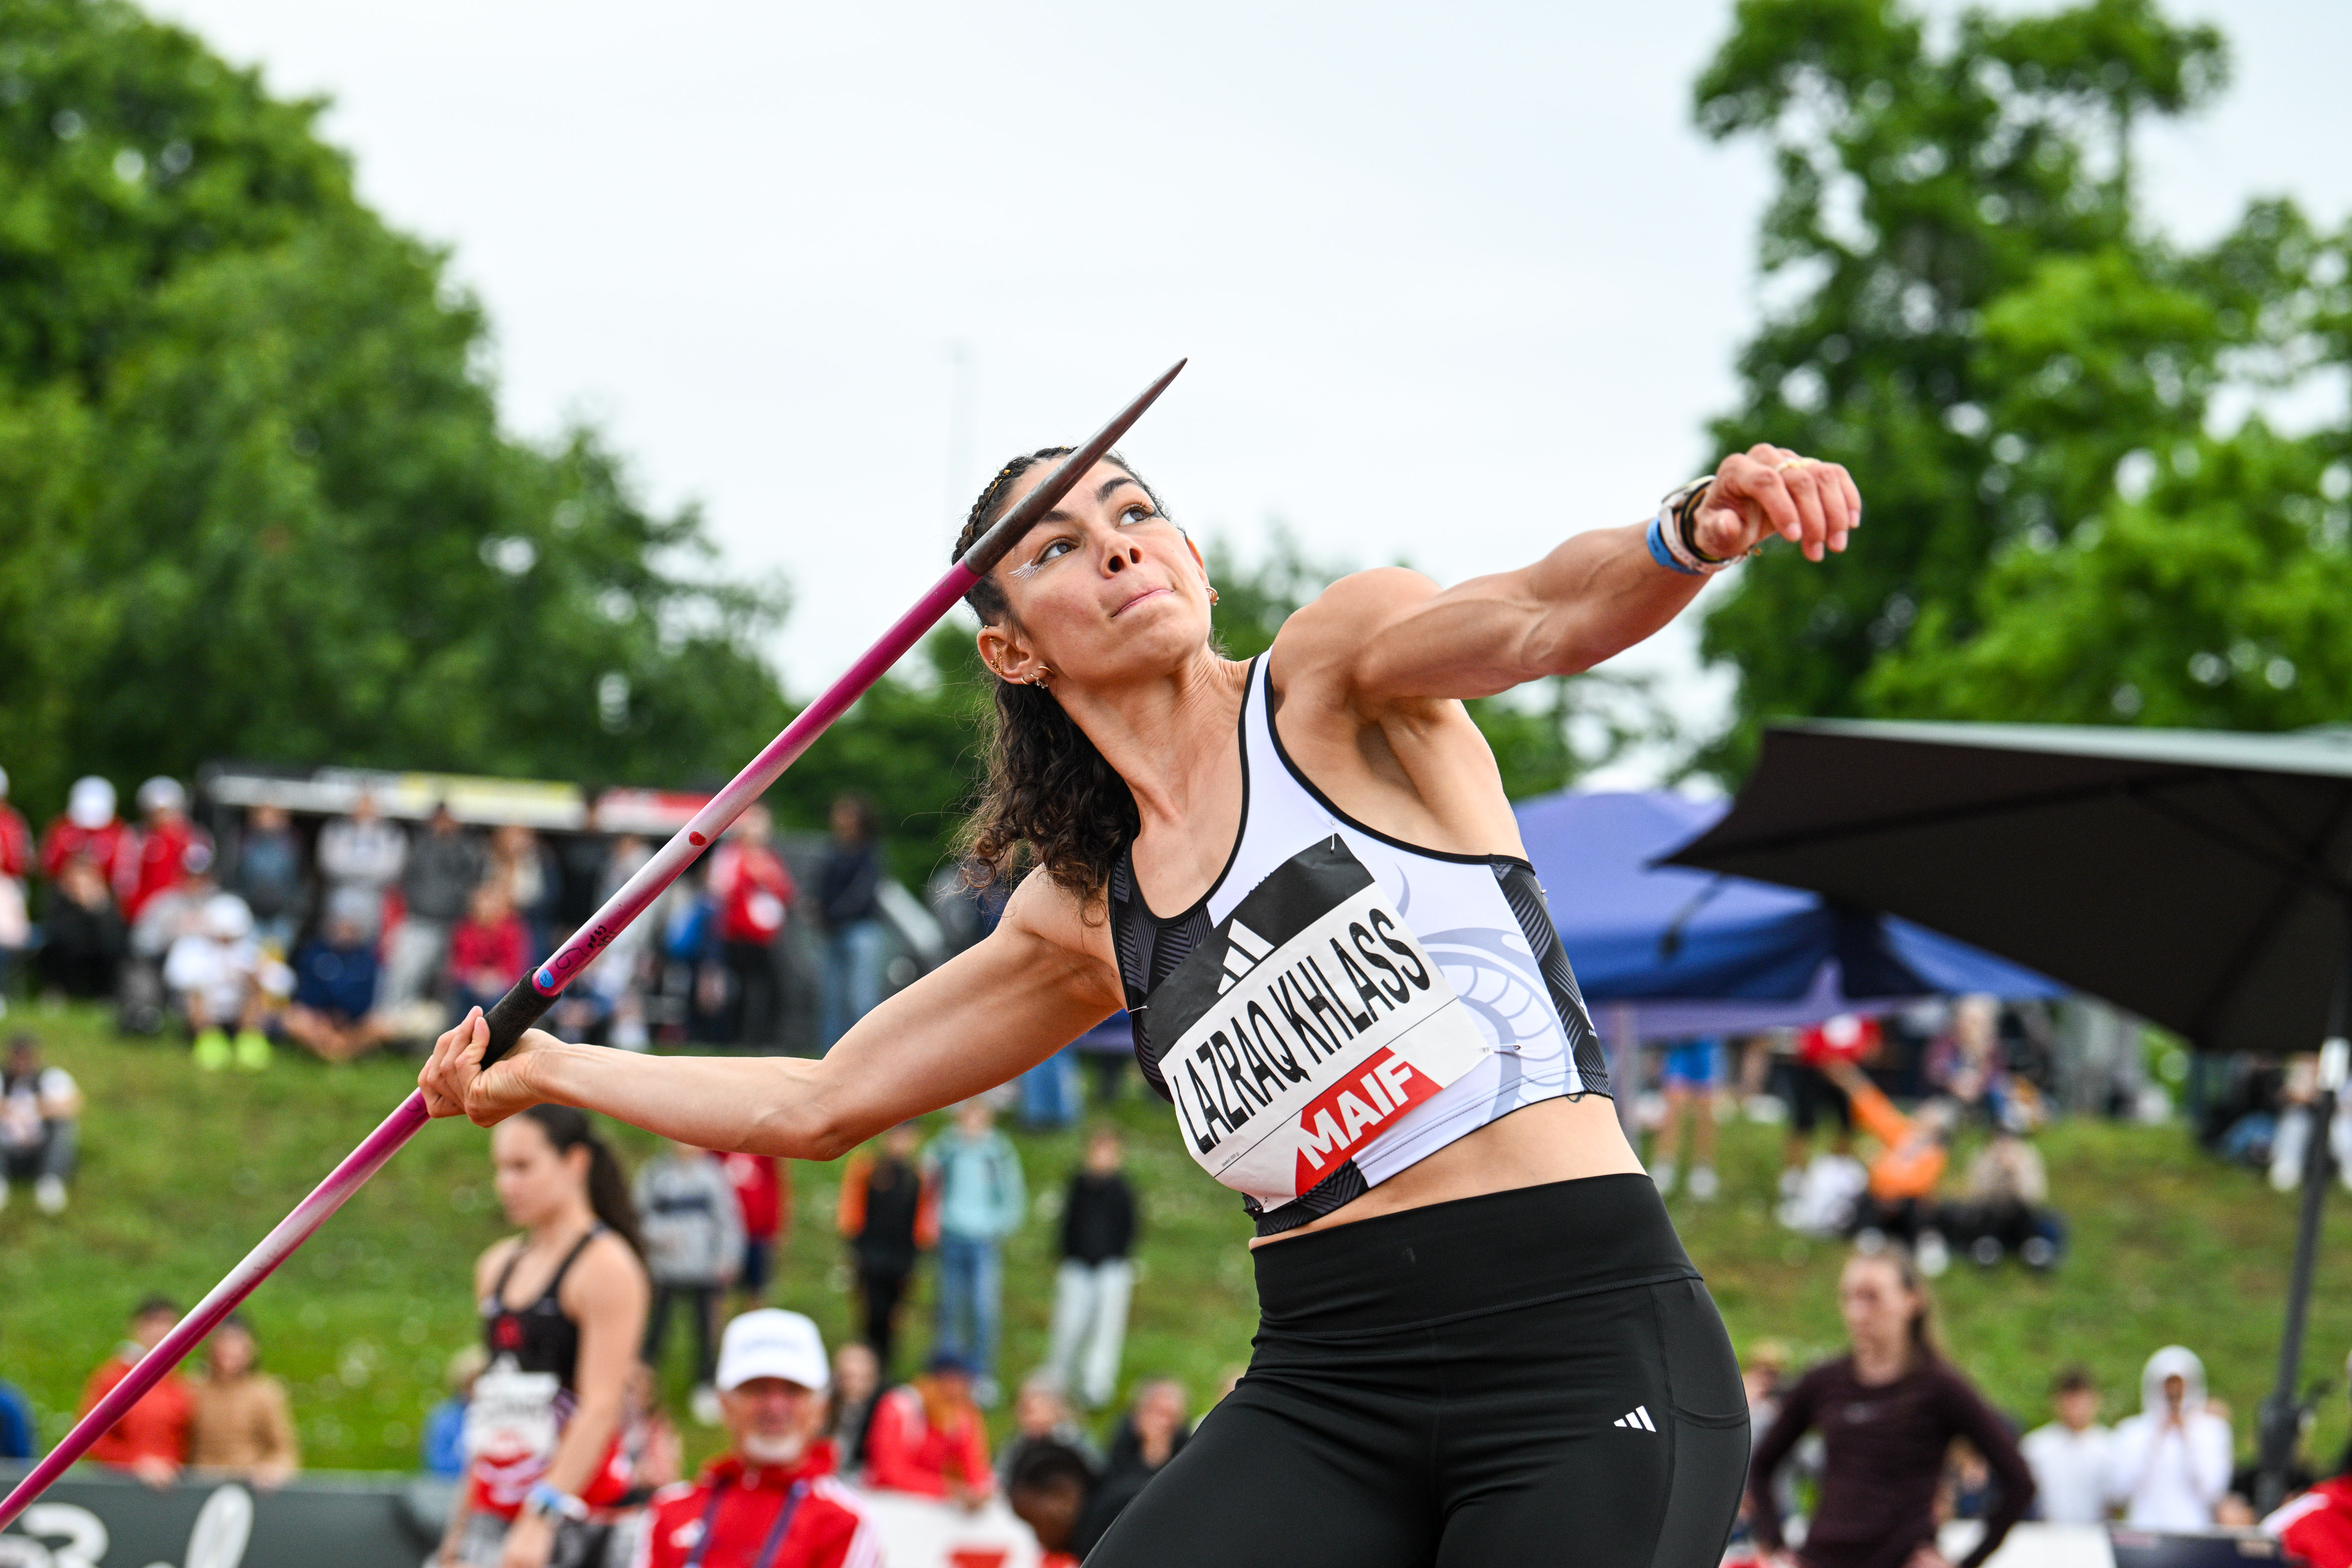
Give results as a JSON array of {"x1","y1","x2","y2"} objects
[
  {"x1": 1208, "y1": 587, "x2": 1220, "y2": 605},
  {"x1": 1032, "y1": 666, "x2": 1055, "y2": 687}
]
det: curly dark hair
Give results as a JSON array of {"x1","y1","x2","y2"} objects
[{"x1": 950, "y1": 447, "x2": 1173, "y2": 905}]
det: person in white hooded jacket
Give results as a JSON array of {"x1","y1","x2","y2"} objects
[{"x1": 2107, "y1": 1345, "x2": 2234, "y2": 1529}]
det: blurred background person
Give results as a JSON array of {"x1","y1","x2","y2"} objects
[
  {"x1": 188, "y1": 1314, "x2": 299, "y2": 1486},
  {"x1": 0, "y1": 1323, "x2": 34, "y2": 1461},
  {"x1": 121, "y1": 839, "x2": 219, "y2": 1035},
  {"x1": 706, "y1": 805, "x2": 794, "y2": 1047},
  {"x1": 864, "y1": 1350, "x2": 992, "y2": 1508},
  {"x1": 488, "y1": 823, "x2": 559, "y2": 960},
  {"x1": 997, "y1": 1375, "x2": 1099, "y2": 1494},
  {"x1": 424, "y1": 1345, "x2": 491, "y2": 1480},
  {"x1": 40, "y1": 775, "x2": 132, "y2": 895},
  {"x1": 927, "y1": 1098, "x2": 1024, "y2": 1406},
  {"x1": 1045, "y1": 1124, "x2": 1138, "y2": 1411},
  {"x1": 34, "y1": 854, "x2": 123, "y2": 1002},
  {"x1": 444, "y1": 1104, "x2": 648, "y2": 1568},
  {"x1": 620, "y1": 1361, "x2": 684, "y2": 1496},
  {"x1": 816, "y1": 794, "x2": 885, "y2": 1051},
  {"x1": 1746, "y1": 1251, "x2": 2033, "y2": 1568},
  {"x1": 1779, "y1": 1014, "x2": 1873, "y2": 1197},
  {"x1": 317, "y1": 788, "x2": 405, "y2": 941},
  {"x1": 80, "y1": 1296, "x2": 193, "y2": 1489},
  {"x1": 634, "y1": 1310, "x2": 877, "y2": 1568},
  {"x1": 231, "y1": 803, "x2": 307, "y2": 956},
  {"x1": 2263, "y1": 1350, "x2": 2352, "y2": 1568},
  {"x1": 0, "y1": 765, "x2": 32, "y2": 1006},
  {"x1": 1958, "y1": 1114, "x2": 2060, "y2": 1269},
  {"x1": 1820, "y1": 1057, "x2": 1959, "y2": 1274},
  {"x1": 280, "y1": 893, "x2": 393, "y2": 1063},
  {"x1": 1101, "y1": 1379, "x2": 1189, "y2": 1494},
  {"x1": 1, "y1": 1031, "x2": 82, "y2": 1215},
  {"x1": 448, "y1": 881, "x2": 530, "y2": 1020},
  {"x1": 2107, "y1": 1345, "x2": 2232, "y2": 1530},
  {"x1": 2022, "y1": 1366, "x2": 2111, "y2": 1525},
  {"x1": 124, "y1": 776, "x2": 207, "y2": 927},
  {"x1": 716, "y1": 1147, "x2": 785, "y2": 1316},
  {"x1": 823, "y1": 1341, "x2": 881, "y2": 1480},
  {"x1": 551, "y1": 795, "x2": 611, "y2": 952},
  {"x1": 1007, "y1": 1440, "x2": 1146, "y2": 1568},
  {"x1": 1650, "y1": 1034, "x2": 1724, "y2": 1200},
  {"x1": 386, "y1": 802, "x2": 483, "y2": 1017},
  {"x1": 633, "y1": 1138, "x2": 743, "y2": 1423},
  {"x1": 836, "y1": 1122, "x2": 935, "y2": 1380},
  {"x1": 165, "y1": 891, "x2": 283, "y2": 1071},
  {"x1": 582, "y1": 830, "x2": 657, "y2": 1050}
]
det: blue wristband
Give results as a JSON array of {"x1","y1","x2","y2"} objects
[
  {"x1": 526, "y1": 1481, "x2": 588, "y2": 1522},
  {"x1": 1647, "y1": 513, "x2": 1701, "y2": 576}
]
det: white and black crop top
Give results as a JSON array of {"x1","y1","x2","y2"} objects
[{"x1": 1110, "y1": 655, "x2": 1611, "y2": 1236}]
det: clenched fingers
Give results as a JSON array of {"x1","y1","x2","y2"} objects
[{"x1": 418, "y1": 1007, "x2": 489, "y2": 1119}]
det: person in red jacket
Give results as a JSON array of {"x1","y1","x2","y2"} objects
[
  {"x1": 716, "y1": 1150, "x2": 789, "y2": 1315},
  {"x1": 80, "y1": 1296, "x2": 195, "y2": 1487},
  {"x1": 448, "y1": 881, "x2": 531, "y2": 1017},
  {"x1": 705, "y1": 806, "x2": 795, "y2": 1046},
  {"x1": 40, "y1": 777, "x2": 133, "y2": 892},
  {"x1": 0, "y1": 765, "x2": 30, "y2": 992},
  {"x1": 864, "y1": 1351, "x2": 992, "y2": 1507},
  {"x1": 2266, "y1": 1360, "x2": 2352, "y2": 1568},
  {"x1": 633, "y1": 1310, "x2": 878, "y2": 1568},
  {"x1": 124, "y1": 777, "x2": 209, "y2": 926}
]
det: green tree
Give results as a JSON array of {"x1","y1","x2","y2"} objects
[
  {"x1": 0, "y1": 0, "x2": 789, "y2": 819},
  {"x1": 1687, "y1": 0, "x2": 2261, "y2": 769}
]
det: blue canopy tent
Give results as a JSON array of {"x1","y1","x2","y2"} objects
[{"x1": 1511, "y1": 791, "x2": 2061, "y2": 1105}]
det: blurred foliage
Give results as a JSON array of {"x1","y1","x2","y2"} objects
[
  {"x1": 1691, "y1": 0, "x2": 2352, "y2": 770},
  {"x1": 0, "y1": 0, "x2": 792, "y2": 822}
]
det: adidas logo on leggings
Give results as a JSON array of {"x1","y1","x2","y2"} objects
[{"x1": 1613, "y1": 1406, "x2": 1657, "y2": 1433}]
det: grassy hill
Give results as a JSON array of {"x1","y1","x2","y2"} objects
[{"x1": 4, "y1": 1006, "x2": 2350, "y2": 1478}]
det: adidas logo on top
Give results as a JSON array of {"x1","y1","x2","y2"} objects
[
  {"x1": 1613, "y1": 1406, "x2": 1657, "y2": 1432},
  {"x1": 1216, "y1": 921, "x2": 1275, "y2": 994}
]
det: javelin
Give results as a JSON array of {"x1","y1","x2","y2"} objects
[{"x1": 0, "y1": 359, "x2": 1186, "y2": 1528}]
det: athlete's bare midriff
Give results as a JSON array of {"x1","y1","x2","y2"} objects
[{"x1": 1249, "y1": 1094, "x2": 1643, "y2": 1247}]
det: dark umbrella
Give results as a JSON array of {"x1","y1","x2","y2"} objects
[{"x1": 1666, "y1": 718, "x2": 2352, "y2": 1511}]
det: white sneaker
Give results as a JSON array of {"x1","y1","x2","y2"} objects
[
  {"x1": 690, "y1": 1385, "x2": 722, "y2": 1426},
  {"x1": 34, "y1": 1175, "x2": 66, "y2": 1215},
  {"x1": 1916, "y1": 1231, "x2": 1950, "y2": 1278},
  {"x1": 1651, "y1": 1163, "x2": 1679, "y2": 1197},
  {"x1": 1687, "y1": 1166, "x2": 1720, "y2": 1202}
]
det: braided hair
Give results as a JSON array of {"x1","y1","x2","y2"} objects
[{"x1": 950, "y1": 447, "x2": 1171, "y2": 905}]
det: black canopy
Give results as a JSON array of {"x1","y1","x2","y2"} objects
[{"x1": 1666, "y1": 720, "x2": 2352, "y2": 1055}]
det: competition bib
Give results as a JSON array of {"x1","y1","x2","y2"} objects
[
  {"x1": 463, "y1": 1361, "x2": 561, "y2": 1468},
  {"x1": 1142, "y1": 837, "x2": 1492, "y2": 1206}
]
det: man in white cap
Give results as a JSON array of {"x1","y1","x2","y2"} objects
[{"x1": 633, "y1": 1310, "x2": 878, "y2": 1568}]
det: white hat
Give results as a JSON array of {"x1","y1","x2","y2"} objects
[
  {"x1": 202, "y1": 892, "x2": 255, "y2": 940},
  {"x1": 0, "y1": 764, "x2": 10, "y2": 798},
  {"x1": 715, "y1": 1310, "x2": 829, "y2": 1394},
  {"x1": 137, "y1": 776, "x2": 187, "y2": 815},
  {"x1": 67, "y1": 776, "x2": 117, "y2": 830}
]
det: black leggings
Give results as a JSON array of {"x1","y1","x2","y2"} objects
[{"x1": 1087, "y1": 1174, "x2": 1748, "y2": 1568}]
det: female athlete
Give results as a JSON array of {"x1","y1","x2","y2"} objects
[{"x1": 423, "y1": 439, "x2": 1859, "y2": 1566}]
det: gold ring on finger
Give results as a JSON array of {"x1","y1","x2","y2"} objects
[{"x1": 1774, "y1": 457, "x2": 1813, "y2": 473}]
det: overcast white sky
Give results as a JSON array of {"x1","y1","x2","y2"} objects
[{"x1": 148, "y1": 0, "x2": 2352, "y2": 784}]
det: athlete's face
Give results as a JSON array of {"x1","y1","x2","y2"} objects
[
  {"x1": 976, "y1": 460, "x2": 1213, "y2": 691},
  {"x1": 1837, "y1": 1256, "x2": 1920, "y2": 1358},
  {"x1": 491, "y1": 1118, "x2": 589, "y2": 1229}
]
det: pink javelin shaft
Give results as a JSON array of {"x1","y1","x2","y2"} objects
[{"x1": 0, "y1": 359, "x2": 1184, "y2": 1529}]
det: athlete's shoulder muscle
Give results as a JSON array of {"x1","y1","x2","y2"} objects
[{"x1": 1277, "y1": 568, "x2": 1441, "y2": 693}]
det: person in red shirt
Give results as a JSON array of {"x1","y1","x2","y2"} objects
[
  {"x1": 80, "y1": 1296, "x2": 195, "y2": 1487},
  {"x1": 633, "y1": 1310, "x2": 878, "y2": 1568},
  {"x1": 864, "y1": 1351, "x2": 992, "y2": 1507},
  {"x1": 716, "y1": 1151, "x2": 789, "y2": 1315},
  {"x1": 705, "y1": 806, "x2": 795, "y2": 1046},
  {"x1": 448, "y1": 881, "x2": 531, "y2": 1017},
  {"x1": 40, "y1": 776, "x2": 133, "y2": 892},
  {"x1": 0, "y1": 765, "x2": 30, "y2": 990},
  {"x1": 2266, "y1": 1361, "x2": 2352, "y2": 1568},
  {"x1": 124, "y1": 777, "x2": 210, "y2": 926}
]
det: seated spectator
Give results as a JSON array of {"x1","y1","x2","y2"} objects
[
  {"x1": 2022, "y1": 1366, "x2": 2112, "y2": 1524},
  {"x1": 281, "y1": 898, "x2": 394, "y2": 1063},
  {"x1": 823, "y1": 1341, "x2": 881, "y2": 1478},
  {"x1": 423, "y1": 1344, "x2": 488, "y2": 1479},
  {"x1": 1956, "y1": 1117, "x2": 2063, "y2": 1269},
  {"x1": 1008, "y1": 1440, "x2": 1151, "y2": 1568},
  {"x1": 1821, "y1": 1058, "x2": 1959, "y2": 1273},
  {"x1": 40, "y1": 776, "x2": 132, "y2": 891},
  {"x1": 164, "y1": 892, "x2": 284, "y2": 1071},
  {"x1": 0, "y1": 1322, "x2": 35, "y2": 1460},
  {"x1": 636, "y1": 1310, "x2": 877, "y2": 1568},
  {"x1": 0, "y1": 763, "x2": 30, "y2": 1004},
  {"x1": 81, "y1": 1296, "x2": 194, "y2": 1487},
  {"x1": 447, "y1": 881, "x2": 529, "y2": 1018},
  {"x1": 122, "y1": 840, "x2": 220, "y2": 1035},
  {"x1": 2264, "y1": 1350, "x2": 2352, "y2": 1568},
  {"x1": 188, "y1": 1315, "x2": 298, "y2": 1485},
  {"x1": 997, "y1": 1375, "x2": 1100, "y2": 1494},
  {"x1": 865, "y1": 1350, "x2": 993, "y2": 1506},
  {"x1": 1102, "y1": 1378, "x2": 1189, "y2": 1488},
  {"x1": 2, "y1": 1032, "x2": 82, "y2": 1215},
  {"x1": 2108, "y1": 1345, "x2": 2232, "y2": 1529},
  {"x1": 232, "y1": 804, "x2": 307, "y2": 956},
  {"x1": 635, "y1": 1139, "x2": 744, "y2": 1415},
  {"x1": 126, "y1": 777, "x2": 209, "y2": 927},
  {"x1": 36, "y1": 855, "x2": 124, "y2": 1002}
]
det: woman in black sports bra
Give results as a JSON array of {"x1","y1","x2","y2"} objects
[
  {"x1": 441, "y1": 1105, "x2": 649, "y2": 1568},
  {"x1": 425, "y1": 436, "x2": 1860, "y2": 1567}
]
